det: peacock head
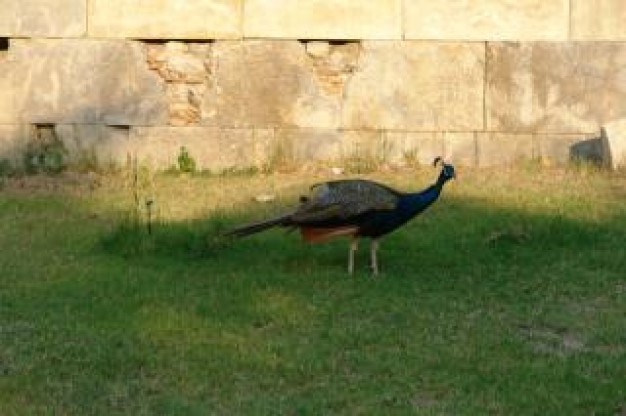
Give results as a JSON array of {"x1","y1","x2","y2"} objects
[{"x1": 433, "y1": 157, "x2": 456, "y2": 182}]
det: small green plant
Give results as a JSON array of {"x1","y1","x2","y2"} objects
[
  {"x1": 342, "y1": 136, "x2": 393, "y2": 174},
  {"x1": 24, "y1": 141, "x2": 67, "y2": 174},
  {"x1": 263, "y1": 138, "x2": 296, "y2": 173},
  {"x1": 24, "y1": 125, "x2": 67, "y2": 174},
  {"x1": 177, "y1": 146, "x2": 197, "y2": 173}
]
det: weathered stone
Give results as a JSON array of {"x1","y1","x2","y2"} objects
[
  {"x1": 601, "y1": 120, "x2": 626, "y2": 170},
  {"x1": 477, "y1": 133, "x2": 536, "y2": 167},
  {"x1": 382, "y1": 132, "x2": 445, "y2": 166},
  {"x1": 110, "y1": 42, "x2": 169, "y2": 126},
  {"x1": 169, "y1": 103, "x2": 201, "y2": 127},
  {"x1": 0, "y1": 125, "x2": 29, "y2": 164},
  {"x1": 486, "y1": 42, "x2": 626, "y2": 134},
  {"x1": 572, "y1": 0, "x2": 626, "y2": 40},
  {"x1": 158, "y1": 54, "x2": 207, "y2": 84},
  {"x1": 202, "y1": 41, "x2": 343, "y2": 129},
  {"x1": 307, "y1": 42, "x2": 360, "y2": 96},
  {"x1": 12, "y1": 39, "x2": 97, "y2": 124},
  {"x1": 342, "y1": 42, "x2": 484, "y2": 131},
  {"x1": 444, "y1": 132, "x2": 477, "y2": 167},
  {"x1": 404, "y1": 0, "x2": 569, "y2": 41},
  {"x1": 147, "y1": 42, "x2": 209, "y2": 84},
  {"x1": 89, "y1": 0, "x2": 241, "y2": 39},
  {"x1": 0, "y1": 0, "x2": 86, "y2": 37},
  {"x1": 244, "y1": 0, "x2": 401, "y2": 40},
  {"x1": 306, "y1": 41, "x2": 331, "y2": 58},
  {"x1": 11, "y1": 39, "x2": 168, "y2": 126}
]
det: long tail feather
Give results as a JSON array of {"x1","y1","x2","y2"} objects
[{"x1": 225, "y1": 214, "x2": 291, "y2": 238}]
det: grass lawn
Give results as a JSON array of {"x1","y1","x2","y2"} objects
[{"x1": 0, "y1": 166, "x2": 625, "y2": 415}]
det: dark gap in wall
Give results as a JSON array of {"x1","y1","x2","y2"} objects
[
  {"x1": 0, "y1": 37, "x2": 9, "y2": 51},
  {"x1": 329, "y1": 40, "x2": 359, "y2": 46},
  {"x1": 107, "y1": 125, "x2": 131, "y2": 130},
  {"x1": 298, "y1": 39, "x2": 360, "y2": 46},
  {"x1": 33, "y1": 124, "x2": 57, "y2": 141},
  {"x1": 135, "y1": 38, "x2": 215, "y2": 44}
]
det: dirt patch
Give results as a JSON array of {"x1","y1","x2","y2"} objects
[
  {"x1": 518, "y1": 324, "x2": 586, "y2": 356},
  {"x1": 2, "y1": 172, "x2": 103, "y2": 195}
]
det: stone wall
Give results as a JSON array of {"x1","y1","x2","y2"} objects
[{"x1": 1, "y1": 0, "x2": 625, "y2": 171}]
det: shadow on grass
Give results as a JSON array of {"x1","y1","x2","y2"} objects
[
  {"x1": 99, "y1": 194, "x2": 626, "y2": 277},
  {"x1": 3, "y1": 188, "x2": 626, "y2": 414}
]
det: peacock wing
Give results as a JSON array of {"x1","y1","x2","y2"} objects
[{"x1": 292, "y1": 179, "x2": 400, "y2": 223}]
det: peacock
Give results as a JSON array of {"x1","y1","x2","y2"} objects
[{"x1": 226, "y1": 157, "x2": 456, "y2": 275}]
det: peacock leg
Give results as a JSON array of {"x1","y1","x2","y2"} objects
[
  {"x1": 348, "y1": 238, "x2": 358, "y2": 274},
  {"x1": 370, "y1": 239, "x2": 379, "y2": 276}
]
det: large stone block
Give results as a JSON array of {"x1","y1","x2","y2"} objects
[
  {"x1": 54, "y1": 125, "x2": 132, "y2": 167},
  {"x1": 342, "y1": 42, "x2": 484, "y2": 131},
  {"x1": 273, "y1": 129, "x2": 342, "y2": 163},
  {"x1": 571, "y1": 0, "x2": 626, "y2": 40},
  {"x1": 404, "y1": 0, "x2": 569, "y2": 41},
  {"x1": 128, "y1": 127, "x2": 267, "y2": 171},
  {"x1": 0, "y1": 0, "x2": 86, "y2": 37},
  {"x1": 202, "y1": 41, "x2": 346, "y2": 129},
  {"x1": 116, "y1": 42, "x2": 170, "y2": 126},
  {"x1": 444, "y1": 132, "x2": 477, "y2": 167},
  {"x1": 382, "y1": 132, "x2": 444, "y2": 166},
  {"x1": 88, "y1": 0, "x2": 242, "y2": 39},
  {"x1": 11, "y1": 39, "x2": 168, "y2": 126},
  {"x1": 476, "y1": 133, "x2": 536, "y2": 167},
  {"x1": 486, "y1": 42, "x2": 626, "y2": 134},
  {"x1": 244, "y1": 0, "x2": 401, "y2": 40}
]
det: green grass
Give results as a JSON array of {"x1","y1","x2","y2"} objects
[{"x1": 1, "y1": 167, "x2": 625, "y2": 415}]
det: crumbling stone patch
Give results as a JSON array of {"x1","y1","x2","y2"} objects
[
  {"x1": 144, "y1": 41, "x2": 213, "y2": 126},
  {"x1": 302, "y1": 40, "x2": 360, "y2": 96}
]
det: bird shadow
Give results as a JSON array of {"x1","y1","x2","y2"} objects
[{"x1": 98, "y1": 194, "x2": 626, "y2": 283}]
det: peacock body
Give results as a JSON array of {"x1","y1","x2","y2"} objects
[{"x1": 227, "y1": 158, "x2": 456, "y2": 274}]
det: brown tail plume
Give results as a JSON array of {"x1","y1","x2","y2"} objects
[{"x1": 224, "y1": 214, "x2": 291, "y2": 238}]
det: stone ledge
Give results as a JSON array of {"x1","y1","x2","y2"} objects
[
  {"x1": 404, "y1": 0, "x2": 569, "y2": 41},
  {"x1": 0, "y1": 0, "x2": 86, "y2": 38},
  {"x1": 571, "y1": 0, "x2": 626, "y2": 40},
  {"x1": 88, "y1": 0, "x2": 242, "y2": 39},
  {"x1": 244, "y1": 0, "x2": 402, "y2": 40}
]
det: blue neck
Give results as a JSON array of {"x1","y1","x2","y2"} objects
[{"x1": 398, "y1": 182, "x2": 443, "y2": 219}]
